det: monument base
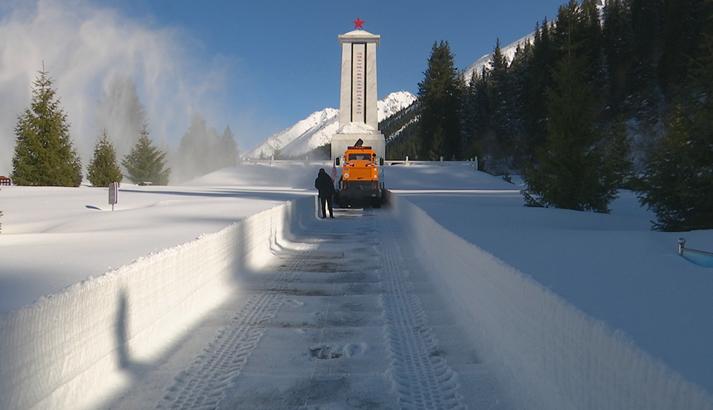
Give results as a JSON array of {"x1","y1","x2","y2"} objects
[{"x1": 331, "y1": 132, "x2": 385, "y2": 162}]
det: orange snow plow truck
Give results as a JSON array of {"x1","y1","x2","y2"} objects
[{"x1": 334, "y1": 139, "x2": 385, "y2": 208}]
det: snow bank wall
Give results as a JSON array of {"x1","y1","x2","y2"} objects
[
  {"x1": 393, "y1": 198, "x2": 713, "y2": 410},
  {"x1": 0, "y1": 198, "x2": 313, "y2": 410}
]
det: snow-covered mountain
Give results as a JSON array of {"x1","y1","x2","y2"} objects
[
  {"x1": 462, "y1": 33, "x2": 534, "y2": 83},
  {"x1": 248, "y1": 91, "x2": 416, "y2": 158},
  {"x1": 249, "y1": 108, "x2": 339, "y2": 159},
  {"x1": 377, "y1": 91, "x2": 416, "y2": 120}
]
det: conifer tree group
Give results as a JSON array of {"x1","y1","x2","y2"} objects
[
  {"x1": 638, "y1": 15, "x2": 713, "y2": 231},
  {"x1": 173, "y1": 114, "x2": 238, "y2": 181},
  {"x1": 386, "y1": 0, "x2": 711, "y2": 229},
  {"x1": 11, "y1": 66, "x2": 180, "y2": 188},
  {"x1": 523, "y1": 3, "x2": 629, "y2": 212}
]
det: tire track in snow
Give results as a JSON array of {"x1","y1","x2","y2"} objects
[
  {"x1": 380, "y1": 219, "x2": 466, "y2": 409},
  {"x1": 156, "y1": 247, "x2": 313, "y2": 410}
]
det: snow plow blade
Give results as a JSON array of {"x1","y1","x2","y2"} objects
[{"x1": 335, "y1": 187, "x2": 390, "y2": 209}]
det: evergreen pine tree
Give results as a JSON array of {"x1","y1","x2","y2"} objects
[
  {"x1": 628, "y1": 0, "x2": 664, "y2": 128},
  {"x1": 122, "y1": 126, "x2": 170, "y2": 185},
  {"x1": 175, "y1": 114, "x2": 212, "y2": 181},
  {"x1": 524, "y1": 34, "x2": 627, "y2": 212},
  {"x1": 417, "y1": 41, "x2": 462, "y2": 160},
  {"x1": 639, "y1": 19, "x2": 713, "y2": 231},
  {"x1": 658, "y1": 0, "x2": 707, "y2": 99},
  {"x1": 95, "y1": 76, "x2": 147, "y2": 159},
  {"x1": 87, "y1": 130, "x2": 122, "y2": 187},
  {"x1": 473, "y1": 67, "x2": 492, "y2": 142},
  {"x1": 523, "y1": 19, "x2": 555, "y2": 159},
  {"x1": 452, "y1": 74, "x2": 468, "y2": 160},
  {"x1": 11, "y1": 68, "x2": 82, "y2": 186},
  {"x1": 507, "y1": 41, "x2": 533, "y2": 167},
  {"x1": 580, "y1": 0, "x2": 606, "y2": 105},
  {"x1": 602, "y1": 117, "x2": 632, "y2": 190},
  {"x1": 461, "y1": 68, "x2": 491, "y2": 161},
  {"x1": 460, "y1": 71, "x2": 479, "y2": 158},
  {"x1": 487, "y1": 38, "x2": 516, "y2": 170},
  {"x1": 552, "y1": 1, "x2": 582, "y2": 54},
  {"x1": 174, "y1": 116, "x2": 240, "y2": 181},
  {"x1": 603, "y1": 0, "x2": 634, "y2": 113},
  {"x1": 219, "y1": 126, "x2": 239, "y2": 167},
  {"x1": 581, "y1": 0, "x2": 603, "y2": 47},
  {"x1": 639, "y1": 106, "x2": 712, "y2": 230}
]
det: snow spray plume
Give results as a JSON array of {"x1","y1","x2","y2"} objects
[
  {"x1": 0, "y1": 0, "x2": 229, "y2": 175},
  {"x1": 172, "y1": 113, "x2": 239, "y2": 183}
]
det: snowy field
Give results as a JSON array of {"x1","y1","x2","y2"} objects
[
  {"x1": 0, "y1": 162, "x2": 326, "y2": 313},
  {"x1": 1, "y1": 161, "x2": 712, "y2": 409},
  {"x1": 393, "y1": 195, "x2": 713, "y2": 409},
  {"x1": 0, "y1": 161, "x2": 491, "y2": 312},
  {"x1": 400, "y1": 187, "x2": 713, "y2": 396}
]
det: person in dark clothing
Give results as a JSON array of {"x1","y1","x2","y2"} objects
[{"x1": 314, "y1": 168, "x2": 335, "y2": 219}]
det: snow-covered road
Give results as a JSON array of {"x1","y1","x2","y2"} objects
[
  {"x1": 107, "y1": 207, "x2": 509, "y2": 409},
  {"x1": 3, "y1": 163, "x2": 712, "y2": 409}
]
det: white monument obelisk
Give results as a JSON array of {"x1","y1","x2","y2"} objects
[{"x1": 331, "y1": 18, "x2": 385, "y2": 161}]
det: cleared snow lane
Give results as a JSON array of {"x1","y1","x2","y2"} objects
[{"x1": 109, "y1": 206, "x2": 509, "y2": 409}]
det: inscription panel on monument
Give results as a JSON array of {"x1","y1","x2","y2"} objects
[{"x1": 351, "y1": 43, "x2": 366, "y2": 123}]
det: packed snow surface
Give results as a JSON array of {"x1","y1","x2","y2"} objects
[
  {"x1": 108, "y1": 203, "x2": 506, "y2": 409},
  {"x1": 1, "y1": 161, "x2": 712, "y2": 409}
]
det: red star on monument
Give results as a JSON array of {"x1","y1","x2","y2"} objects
[{"x1": 353, "y1": 17, "x2": 365, "y2": 30}]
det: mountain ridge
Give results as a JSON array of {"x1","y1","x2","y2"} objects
[
  {"x1": 462, "y1": 0, "x2": 605, "y2": 83},
  {"x1": 248, "y1": 91, "x2": 416, "y2": 159}
]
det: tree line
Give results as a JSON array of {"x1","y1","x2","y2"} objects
[
  {"x1": 11, "y1": 69, "x2": 239, "y2": 187},
  {"x1": 387, "y1": 0, "x2": 712, "y2": 230}
]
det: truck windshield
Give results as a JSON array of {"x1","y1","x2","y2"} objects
[{"x1": 348, "y1": 154, "x2": 372, "y2": 161}]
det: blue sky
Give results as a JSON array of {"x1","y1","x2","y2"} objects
[{"x1": 89, "y1": 0, "x2": 565, "y2": 149}]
